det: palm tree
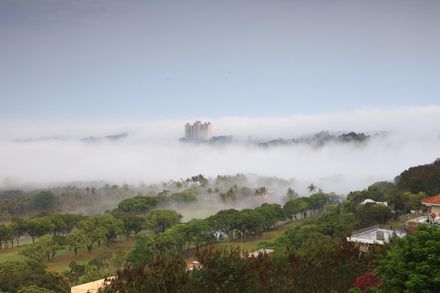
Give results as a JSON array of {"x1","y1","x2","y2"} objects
[
  {"x1": 285, "y1": 188, "x2": 297, "y2": 201},
  {"x1": 307, "y1": 183, "x2": 317, "y2": 193},
  {"x1": 255, "y1": 187, "x2": 268, "y2": 197}
]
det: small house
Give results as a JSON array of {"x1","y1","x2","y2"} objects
[
  {"x1": 347, "y1": 224, "x2": 405, "y2": 246},
  {"x1": 248, "y1": 248, "x2": 274, "y2": 258},
  {"x1": 421, "y1": 193, "x2": 440, "y2": 221},
  {"x1": 360, "y1": 199, "x2": 388, "y2": 207}
]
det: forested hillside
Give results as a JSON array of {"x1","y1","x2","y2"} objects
[{"x1": 396, "y1": 159, "x2": 440, "y2": 195}]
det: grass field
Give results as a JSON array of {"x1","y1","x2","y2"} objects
[
  {"x1": 46, "y1": 238, "x2": 135, "y2": 271},
  {"x1": 0, "y1": 217, "x2": 310, "y2": 272},
  {"x1": 0, "y1": 237, "x2": 135, "y2": 272}
]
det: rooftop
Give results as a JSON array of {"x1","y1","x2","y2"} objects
[
  {"x1": 248, "y1": 248, "x2": 274, "y2": 258},
  {"x1": 347, "y1": 225, "x2": 406, "y2": 245},
  {"x1": 71, "y1": 278, "x2": 113, "y2": 293},
  {"x1": 186, "y1": 261, "x2": 203, "y2": 271},
  {"x1": 360, "y1": 199, "x2": 388, "y2": 206},
  {"x1": 421, "y1": 194, "x2": 440, "y2": 205}
]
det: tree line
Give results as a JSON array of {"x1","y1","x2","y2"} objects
[{"x1": 126, "y1": 193, "x2": 337, "y2": 266}]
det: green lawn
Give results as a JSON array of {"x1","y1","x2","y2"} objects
[
  {"x1": 46, "y1": 238, "x2": 135, "y2": 272},
  {"x1": 0, "y1": 246, "x2": 28, "y2": 263},
  {"x1": 0, "y1": 238, "x2": 135, "y2": 272}
]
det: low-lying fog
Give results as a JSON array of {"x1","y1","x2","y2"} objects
[{"x1": 1, "y1": 106, "x2": 439, "y2": 194}]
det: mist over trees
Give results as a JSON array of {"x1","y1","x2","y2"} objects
[
  {"x1": 2, "y1": 107, "x2": 440, "y2": 196},
  {"x1": 0, "y1": 173, "x2": 299, "y2": 221}
]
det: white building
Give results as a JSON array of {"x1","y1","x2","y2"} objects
[
  {"x1": 360, "y1": 199, "x2": 388, "y2": 207},
  {"x1": 71, "y1": 277, "x2": 113, "y2": 293},
  {"x1": 248, "y1": 248, "x2": 274, "y2": 258},
  {"x1": 347, "y1": 224, "x2": 405, "y2": 245},
  {"x1": 184, "y1": 121, "x2": 212, "y2": 141}
]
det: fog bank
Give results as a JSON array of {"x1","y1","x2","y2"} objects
[{"x1": 1, "y1": 106, "x2": 439, "y2": 194}]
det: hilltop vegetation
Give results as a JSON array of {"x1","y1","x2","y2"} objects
[
  {"x1": 180, "y1": 131, "x2": 375, "y2": 148},
  {"x1": 396, "y1": 158, "x2": 440, "y2": 195},
  {"x1": 257, "y1": 131, "x2": 372, "y2": 148}
]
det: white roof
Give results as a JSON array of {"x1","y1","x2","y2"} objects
[
  {"x1": 361, "y1": 199, "x2": 388, "y2": 206},
  {"x1": 347, "y1": 227, "x2": 405, "y2": 245},
  {"x1": 248, "y1": 248, "x2": 274, "y2": 257},
  {"x1": 71, "y1": 277, "x2": 113, "y2": 293}
]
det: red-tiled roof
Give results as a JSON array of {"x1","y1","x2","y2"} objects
[{"x1": 421, "y1": 194, "x2": 440, "y2": 205}]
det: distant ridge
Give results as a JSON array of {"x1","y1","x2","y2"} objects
[
  {"x1": 81, "y1": 133, "x2": 128, "y2": 143},
  {"x1": 257, "y1": 131, "x2": 374, "y2": 148},
  {"x1": 15, "y1": 133, "x2": 129, "y2": 143},
  {"x1": 179, "y1": 131, "x2": 381, "y2": 147}
]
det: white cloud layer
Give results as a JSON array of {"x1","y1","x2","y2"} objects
[{"x1": 1, "y1": 106, "x2": 439, "y2": 194}]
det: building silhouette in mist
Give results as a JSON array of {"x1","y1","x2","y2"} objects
[{"x1": 185, "y1": 121, "x2": 212, "y2": 141}]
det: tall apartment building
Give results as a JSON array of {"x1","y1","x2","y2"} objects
[{"x1": 185, "y1": 121, "x2": 212, "y2": 141}]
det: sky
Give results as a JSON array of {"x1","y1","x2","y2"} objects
[{"x1": 0, "y1": 0, "x2": 439, "y2": 122}]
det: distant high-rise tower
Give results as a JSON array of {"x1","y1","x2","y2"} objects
[
  {"x1": 185, "y1": 123, "x2": 193, "y2": 140},
  {"x1": 184, "y1": 121, "x2": 212, "y2": 141}
]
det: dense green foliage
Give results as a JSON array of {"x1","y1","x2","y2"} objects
[
  {"x1": 147, "y1": 209, "x2": 182, "y2": 234},
  {"x1": 343, "y1": 183, "x2": 427, "y2": 222},
  {"x1": 107, "y1": 242, "x2": 368, "y2": 293},
  {"x1": 378, "y1": 225, "x2": 440, "y2": 293},
  {"x1": 0, "y1": 260, "x2": 70, "y2": 293},
  {"x1": 63, "y1": 251, "x2": 126, "y2": 285},
  {"x1": 261, "y1": 205, "x2": 358, "y2": 252},
  {"x1": 127, "y1": 228, "x2": 185, "y2": 266},
  {"x1": 32, "y1": 191, "x2": 58, "y2": 211},
  {"x1": 176, "y1": 219, "x2": 215, "y2": 252},
  {"x1": 169, "y1": 189, "x2": 198, "y2": 203},
  {"x1": 355, "y1": 204, "x2": 392, "y2": 227},
  {"x1": 21, "y1": 234, "x2": 62, "y2": 262},
  {"x1": 104, "y1": 256, "x2": 189, "y2": 293},
  {"x1": 283, "y1": 192, "x2": 338, "y2": 220},
  {"x1": 117, "y1": 195, "x2": 161, "y2": 213}
]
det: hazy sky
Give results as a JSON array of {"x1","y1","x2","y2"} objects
[{"x1": 1, "y1": 0, "x2": 439, "y2": 122}]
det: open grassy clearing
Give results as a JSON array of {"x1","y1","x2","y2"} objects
[
  {"x1": 0, "y1": 246, "x2": 28, "y2": 263},
  {"x1": 46, "y1": 238, "x2": 135, "y2": 272},
  {"x1": 0, "y1": 217, "x2": 311, "y2": 272},
  {"x1": 0, "y1": 237, "x2": 135, "y2": 272}
]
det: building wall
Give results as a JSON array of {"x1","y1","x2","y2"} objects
[
  {"x1": 430, "y1": 205, "x2": 440, "y2": 216},
  {"x1": 185, "y1": 123, "x2": 192, "y2": 139},
  {"x1": 206, "y1": 122, "x2": 212, "y2": 137},
  {"x1": 71, "y1": 278, "x2": 110, "y2": 293}
]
